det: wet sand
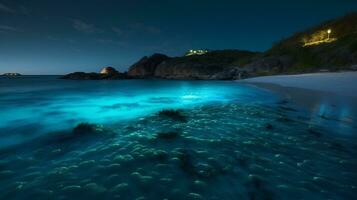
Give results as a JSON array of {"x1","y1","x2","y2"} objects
[
  {"x1": 240, "y1": 72, "x2": 357, "y2": 113},
  {"x1": 241, "y1": 72, "x2": 357, "y2": 97}
]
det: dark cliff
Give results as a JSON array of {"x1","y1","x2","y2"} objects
[
  {"x1": 127, "y1": 54, "x2": 170, "y2": 78},
  {"x1": 154, "y1": 50, "x2": 258, "y2": 79},
  {"x1": 127, "y1": 50, "x2": 258, "y2": 80}
]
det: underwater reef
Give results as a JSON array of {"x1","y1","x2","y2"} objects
[{"x1": 0, "y1": 102, "x2": 356, "y2": 200}]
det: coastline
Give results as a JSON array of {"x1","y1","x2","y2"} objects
[
  {"x1": 240, "y1": 72, "x2": 357, "y2": 119},
  {"x1": 240, "y1": 72, "x2": 357, "y2": 97}
]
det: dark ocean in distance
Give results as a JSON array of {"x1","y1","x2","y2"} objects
[{"x1": 0, "y1": 76, "x2": 356, "y2": 199}]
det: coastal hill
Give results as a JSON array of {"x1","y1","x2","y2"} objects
[
  {"x1": 62, "y1": 13, "x2": 357, "y2": 80},
  {"x1": 61, "y1": 66, "x2": 127, "y2": 80},
  {"x1": 128, "y1": 50, "x2": 258, "y2": 79},
  {"x1": 249, "y1": 12, "x2": 357, "y2": 75},
  {"x1": 127, "y1": 54, "x2": 170, "y2": 78}
]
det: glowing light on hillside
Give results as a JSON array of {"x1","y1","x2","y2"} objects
[
  {"x1": 303, "y1": 28, "x2": 336, "y2": 47},
  {"x1": 327, "y1": 29, "x2": 332, "y2": 40}
]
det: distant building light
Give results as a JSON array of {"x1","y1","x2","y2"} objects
[{"x1": 185, "y1": 49, "x2": 209, "y2": 56}]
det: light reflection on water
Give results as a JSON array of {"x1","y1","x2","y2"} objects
[
  {"x1": 306, "y1": 94, "x2": 357, "y2": 136},
  {"x1": 0, "y1": 76, "x2": 275, "y2": 147}
]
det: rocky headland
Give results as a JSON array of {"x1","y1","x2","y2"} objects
[
  {"x1": 61, "y1": 67, "x2": 129, "y2": 80},
  {"x1": 2, "y1": 73, "x2": 22, "y2": 77},
  {"x1": 62, "y1": 13, "x2": 357, "y2": 80}
]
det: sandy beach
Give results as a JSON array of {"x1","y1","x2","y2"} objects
[
  {"x1": 241, "y1": 72, "x2": 357, "y2": 97},
  {"x1": 241, "y1": 72, "x2": 357, "y2": 127}
]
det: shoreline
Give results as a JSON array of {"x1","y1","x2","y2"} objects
[
  {"x1": 240, "y1": 71, "x2": 357, "y2": 97},
  {"x1": 239, "y1": 72, "x2": 357, "y2": 117}
]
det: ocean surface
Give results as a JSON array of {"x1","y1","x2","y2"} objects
[{"x1": 0, "y1": 76, "x2": 356, "y2": 200}]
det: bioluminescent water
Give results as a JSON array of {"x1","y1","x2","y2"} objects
[{"x1": 0, "y1": 76, "x2": 356, "y2": 200}]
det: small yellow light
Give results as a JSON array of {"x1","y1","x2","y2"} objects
[{"x1": 327, "y1": 29, "x2": 331, "y2": 34}]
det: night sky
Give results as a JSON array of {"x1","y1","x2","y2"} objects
[{"x1": 0, "y1": 0, "x2": 356, "y2": 75}]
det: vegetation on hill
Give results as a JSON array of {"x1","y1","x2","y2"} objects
[
  {"x1": 153, "y1": 50, "x2": 259, "y2": 79},
  {"x1": 168, "y1": 50, "x2": 259, "y2": 69},
  {"x1": 265, "y1": 12, "x2": 357, "y2": 72}
]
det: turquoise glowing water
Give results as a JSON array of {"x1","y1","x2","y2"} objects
[
  {"x1": 0, "y1": 76, "x2": 356, "y2": 200},
  {"x1": 0, "y1": 76, "x2": 276, "y2": 147}
]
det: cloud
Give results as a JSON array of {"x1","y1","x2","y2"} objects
[
  {"x1": 0, "y1": 3, "x2": 16, "y2": 13},
  {"x1": 72, "y1": 19, "x2": 101, "y2": 34},
  {"x1": 0, "y1": 3, "x2": 29, "y2": 14},
  {"x1": 0, "y1": 25, "x2": 22, "y2": 33}
]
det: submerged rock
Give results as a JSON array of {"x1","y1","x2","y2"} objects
[
  {"x1": 158, "y1": 109, "x2": 188, "y2": 122},
  {"x1": 72, "y1": 123, "x2": 104, "y2": 135},
  {"x1": 246, "y1": 174, "x2": 275, "y2": 200},
  {"x1": 308, "y1": 129, "x2": 322, "y2": 137},
  {"x1": 265, "y1": 123, "x2": 274, "y2": 130},
  {"x1": 156, "y1": 131, "x2": 180, "y2": 140},
  {"x1": 278, "y1": 106, "x2": 298, "y2": 112},
  {"x1": 277, "y1": 116, "x2": 294, "y2": 123}
]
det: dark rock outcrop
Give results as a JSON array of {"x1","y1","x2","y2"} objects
[
  {"x1": 127, "y1": 54, "x2": 170, "y2": 78},
  {"x1": 154, "y1": 60, "x2": 226, "y2": 80},
  {"x1": 100, "y1": 66, "x2": 119, "y2": 75},
  {"x1": 2, "y1": 73, "x2": 22, "y2": 76},
  {"x1": 61, "y1": 72, "x2": 102, "y2": 80},
  {"x1": 154, "y1": 50, "x2": 258, "y2": 80},
  {"x1": 156, "y1": 131, "x2": 180, "y2": 139},
  {"x1": 72, "y1": 123, "x2": 102, "y2": 135},
  {"x1": 158, "y1": 109, "x2": 188, "y2": 122},
  {"x1": 61, "y1": 67, "x2": 129, "y2": 80},
  {"x1": 242, "y1": 56, "x2": 294, "y2": 76}
]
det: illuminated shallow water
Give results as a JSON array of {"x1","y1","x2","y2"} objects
[
  {"x1": 0, "y1": 76, "x2": 271, "y2": 146},
  {"x1": 0, "y1": 76, "x2": 356, "y2": 199}
]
